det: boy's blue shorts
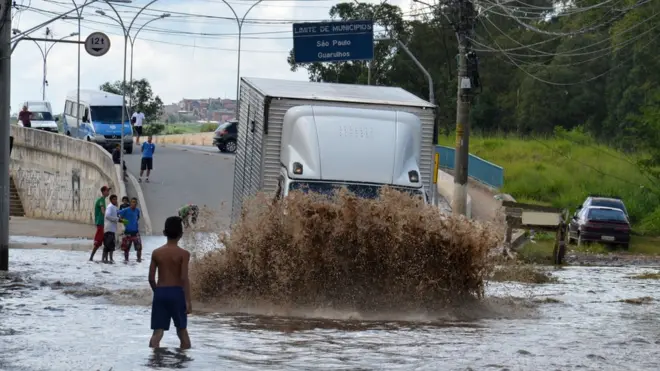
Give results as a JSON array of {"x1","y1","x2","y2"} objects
[{"x1": 151, "y1": 286, "x2": 187, "y2": 331}]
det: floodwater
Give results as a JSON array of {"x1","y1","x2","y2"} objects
[{"x1": 1, "y1": 237, "x2": 660, "y2": 371}]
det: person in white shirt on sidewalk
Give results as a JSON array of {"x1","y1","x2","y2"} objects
[
  {"x1": 131, "y1": 110, "x2": 146, "y2": 146},
  {"x1": 103, "y1": 194, "x2": 120, "y2": 264}
]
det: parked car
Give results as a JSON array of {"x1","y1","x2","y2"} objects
[
  {"x1": 577, "y1": 195, "x2": 629, "y2": 219},
  {"x1": 567, "y1": 206, "x2": 631, "y2": 249},
  {"x1": 213, "y1": 120, "x2": 238, "y2": 153},
  {"x1": 20, "y1": 100, "x2": 59, "y2": 133}
]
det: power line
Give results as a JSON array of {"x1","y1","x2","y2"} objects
[{"x1": 19, "y1": 7, "x2": 291, "y2": 53}]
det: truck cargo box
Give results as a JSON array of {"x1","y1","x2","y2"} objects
[{"x1": 231, "y1": 77, "x2": 436, "y2": 223}]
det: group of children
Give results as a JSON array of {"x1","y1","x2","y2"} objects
[
  {"x1": 90, "y1": 186, "x2": 143, "y2": 264},
  {"x1": 90, "y1": 185, "x2": 201, "y2": 265}
]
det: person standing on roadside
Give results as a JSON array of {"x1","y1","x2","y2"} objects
[
  {"x1": 18, "y1": 105, "x2": 32, "y2": 128},
  {"x1": 112, "y1": 144, "x2": 127, "y2": 180},
  {"x1": 139, "y1": 136, "x2": 155, "y2": 183},
  {"x1": 148, "y1": 216, "x2": 192, "y2": 349},
  {"x1": 90, "y1": 185, "x2": 111, "y2": 261},
  {"x1": 119, "y1": 197, "x2": 143, "y2": 262},
  {"x1": 103, "y1": 194, "x2": 120, "y2": 263},
  {"x1": 131, "y1": 109, "x2": 146, "y2": 145}
]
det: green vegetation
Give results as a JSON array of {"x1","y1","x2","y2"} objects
[
  {"x1": 490, "y1": 264, "x2": 557, "y2": 284},
  {"x1": 142, "y1": 122, "x2": 218, "y2": 136},
  {"x1": 517, "y1": 235, "x2": 660, "y2": 264},
  {"x1": 292, "y1": 2, "x2": 660, "y2": 233},
  {"x1": 437, "y1": 129, "x2": 660, "y2": 234},
  {"x1": 100, "y1": 79, "x2": 163, "y2": 123},
  {"x1": 629, "y1": 272, "x2": 660, "y2": 280}
]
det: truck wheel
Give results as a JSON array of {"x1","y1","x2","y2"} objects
[{"x1": 225, "y1": 140, "x2": 237, "y2": 153}]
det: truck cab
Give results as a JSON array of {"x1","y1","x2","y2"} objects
[{"x1": 273, "y1": 105, "x2": 426, "y2": 203}]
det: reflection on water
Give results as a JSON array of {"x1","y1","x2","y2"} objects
[
  {"x1": 1, "y1": 237, "x2": 660, "y2": 370},
  {"x1": 146, "y1": 348, "x2": 194, "y2": 369}
]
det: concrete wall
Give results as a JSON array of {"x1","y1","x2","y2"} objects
[
  {"x1": 9, "y1": 126, "x2": 125, "y2": 224},
  {"x1": 436, "y1": 169, "x2": 472, "y2": 218}
]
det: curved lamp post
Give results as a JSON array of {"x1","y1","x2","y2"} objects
[
  {"x1": 219, "y1": 0, "x2": 263, "y2": 117},
  {"x1": 71, "y1": 0, "x2": 132, "y2": 148},
  {"x1": 94, "y1": 0, "x2": 159, "y2": 169},
  {"x1": 128, "y1": 13, "x2": 170, "y2": 109},
  {"x1": 11, "y1": 29, "x2": 78, "y2": 99},
  {"x1": 96, "y1": 11, "x2": 169, "y2": 109}
]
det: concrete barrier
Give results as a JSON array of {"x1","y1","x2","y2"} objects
[
  {"x1": 151, "y1": 132, "x2": 215, "y2": 146},
  {"x1": 436, "y1": 169, "x2": 472, "y2": 218},
  {"x1": 9, "y1": 126, "x2": 125, "y2": 224}
]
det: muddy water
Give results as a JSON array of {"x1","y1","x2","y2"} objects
[{"x1": 1, "y1": 237, "x2": 660, "y2": 371}]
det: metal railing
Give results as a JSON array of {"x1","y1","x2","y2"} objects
[{"x1": 435, "y1": 145, "x2": 504, "y2": 189}]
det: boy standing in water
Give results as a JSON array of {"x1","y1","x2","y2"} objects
[
  {"x1": 119, "y1": 196, "x2": 130, "y2": 211},
  {"x1": 119, "y1": 197, "x2": 143, "y2": 262},
  {"x1": 90, "y1": 186, "x2": 111, "y2": 261},
  {"x1": 178, "y1": 204, "x2": 199, "y2": 229},
  {"x1": 149, "y1": 216, "x2": 192, "y2": 349},
  {"x1": 103, "y1": 194, "x2": 120, "y2": 263}
]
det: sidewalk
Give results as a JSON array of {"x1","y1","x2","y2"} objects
[{"x1": 10, "y1": 217, "x2": 94, "y2": 239}]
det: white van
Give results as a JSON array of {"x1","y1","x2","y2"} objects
[
  {"x1": 20, "y1": 100, "x2": 59, "y2": 133},
  {"x1": 62, "y1": 90, "x2": 134, "y2": 153}
]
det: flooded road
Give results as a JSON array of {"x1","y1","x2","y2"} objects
[{"x1": 1, "y1": 237, "x2": 660, "y2": 370}]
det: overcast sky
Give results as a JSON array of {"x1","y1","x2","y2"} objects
[{"x1": 10, "y1": 0, "x2": 418, "y2": 114}]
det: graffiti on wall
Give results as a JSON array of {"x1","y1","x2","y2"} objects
[
  {"x1": 71, "y1": 168, "x2": 81, "y2": 211},
  {"x1": 12, "y1": 167, "x2": 100, "y2": 220}
]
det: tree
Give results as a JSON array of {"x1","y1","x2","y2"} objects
[{"x1": 99, "y1": 78, "x2": 164, "y2": 122}]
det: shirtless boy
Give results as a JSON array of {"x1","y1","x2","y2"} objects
[{"x1": 148, "y1": 216, "x2": 192, "y2": 349}]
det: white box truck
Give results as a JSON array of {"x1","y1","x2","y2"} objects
[{"x1": 231, "y1": 77, "x2": 437, "y2": 223}]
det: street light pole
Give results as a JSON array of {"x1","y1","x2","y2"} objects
[
  {"x1": 71, "y1": 0, "x2": 89, "y2": 142},
  {"x1": 96, "y1": 0, "x2": 157, "y2": 170},
  {"x1": 128, "y1": 13, "x2": 170, "y2": 109},
  {"x1": 220, "y1": 0, "x2": 263, "y2": 118},
  {"x1": 44, "y1": 33, "x2": 80, "y2": 99},
  {"x1": 376, "y1": 37, "x2": 436, "y2": 204},
  {"x1": 12, "y1": 28, "x2": 78, "y2": 100}
]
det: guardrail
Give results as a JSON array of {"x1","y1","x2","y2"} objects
[{"x1": 435, "y1": 145, "x2": 504, "y2": 189}]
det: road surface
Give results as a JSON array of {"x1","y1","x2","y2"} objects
[{"x1": 123, "y1": 143, "x2": 235, "y2": 233}]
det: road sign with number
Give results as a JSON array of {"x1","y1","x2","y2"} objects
[{"x1": 85, "y1": 32, "x2": 111, "y2": 57}]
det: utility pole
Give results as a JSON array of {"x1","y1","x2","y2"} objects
[
  {"x1": 1, "y1": 0, "x2": 12, "y2": 271},
  {"x1": 451, "y1": 0, "x2": 476, "y2": 216}
]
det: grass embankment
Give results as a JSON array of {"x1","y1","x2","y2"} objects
[
  {"x1": 516, "y1": 234, "x2": 660, "y2": 264},
  {"x1": 436, "y1": 130, "x2": 660, "y2": 235},
  {"x1": 147, "y1": 122, "x2": 217, "y2": 136}
]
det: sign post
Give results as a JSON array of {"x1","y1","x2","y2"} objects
[
  {"x1": 84, "y1": 32, "x2": 111, "y2": 57},
  {"x1": 433, "y1": 152, "x2": 439, "y2": 184},
  {"x1": 292, "y1": 20, "x2": 374, "y2": 64}
]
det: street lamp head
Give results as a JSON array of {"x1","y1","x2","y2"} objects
[
  {"x1": 161, "y1": 13, "x2": 171, "y2": 18},
  {"x1": 70, "y1": 32, "x2": 80, "y2": 37},
  {"x1": 12, "y1": 28, "x2": 21, "y2": 35},
  {"x1": 96, "y1": 10, "x2": 106, "y2": 16}
]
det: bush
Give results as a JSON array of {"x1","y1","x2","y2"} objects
[
  {"x1": 142, "y1": 123, "x2": 165, "y2": 136},
  {"x1": 200, "y1": 123, "x2": 217, "y2": 133},
  {"x1": 190, "y1": 188, "x2": 502, "y2": 311}
]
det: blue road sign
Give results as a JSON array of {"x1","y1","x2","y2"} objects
[{"x1": 292, "y1": 20, "x2": 374, "y2": 64}]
